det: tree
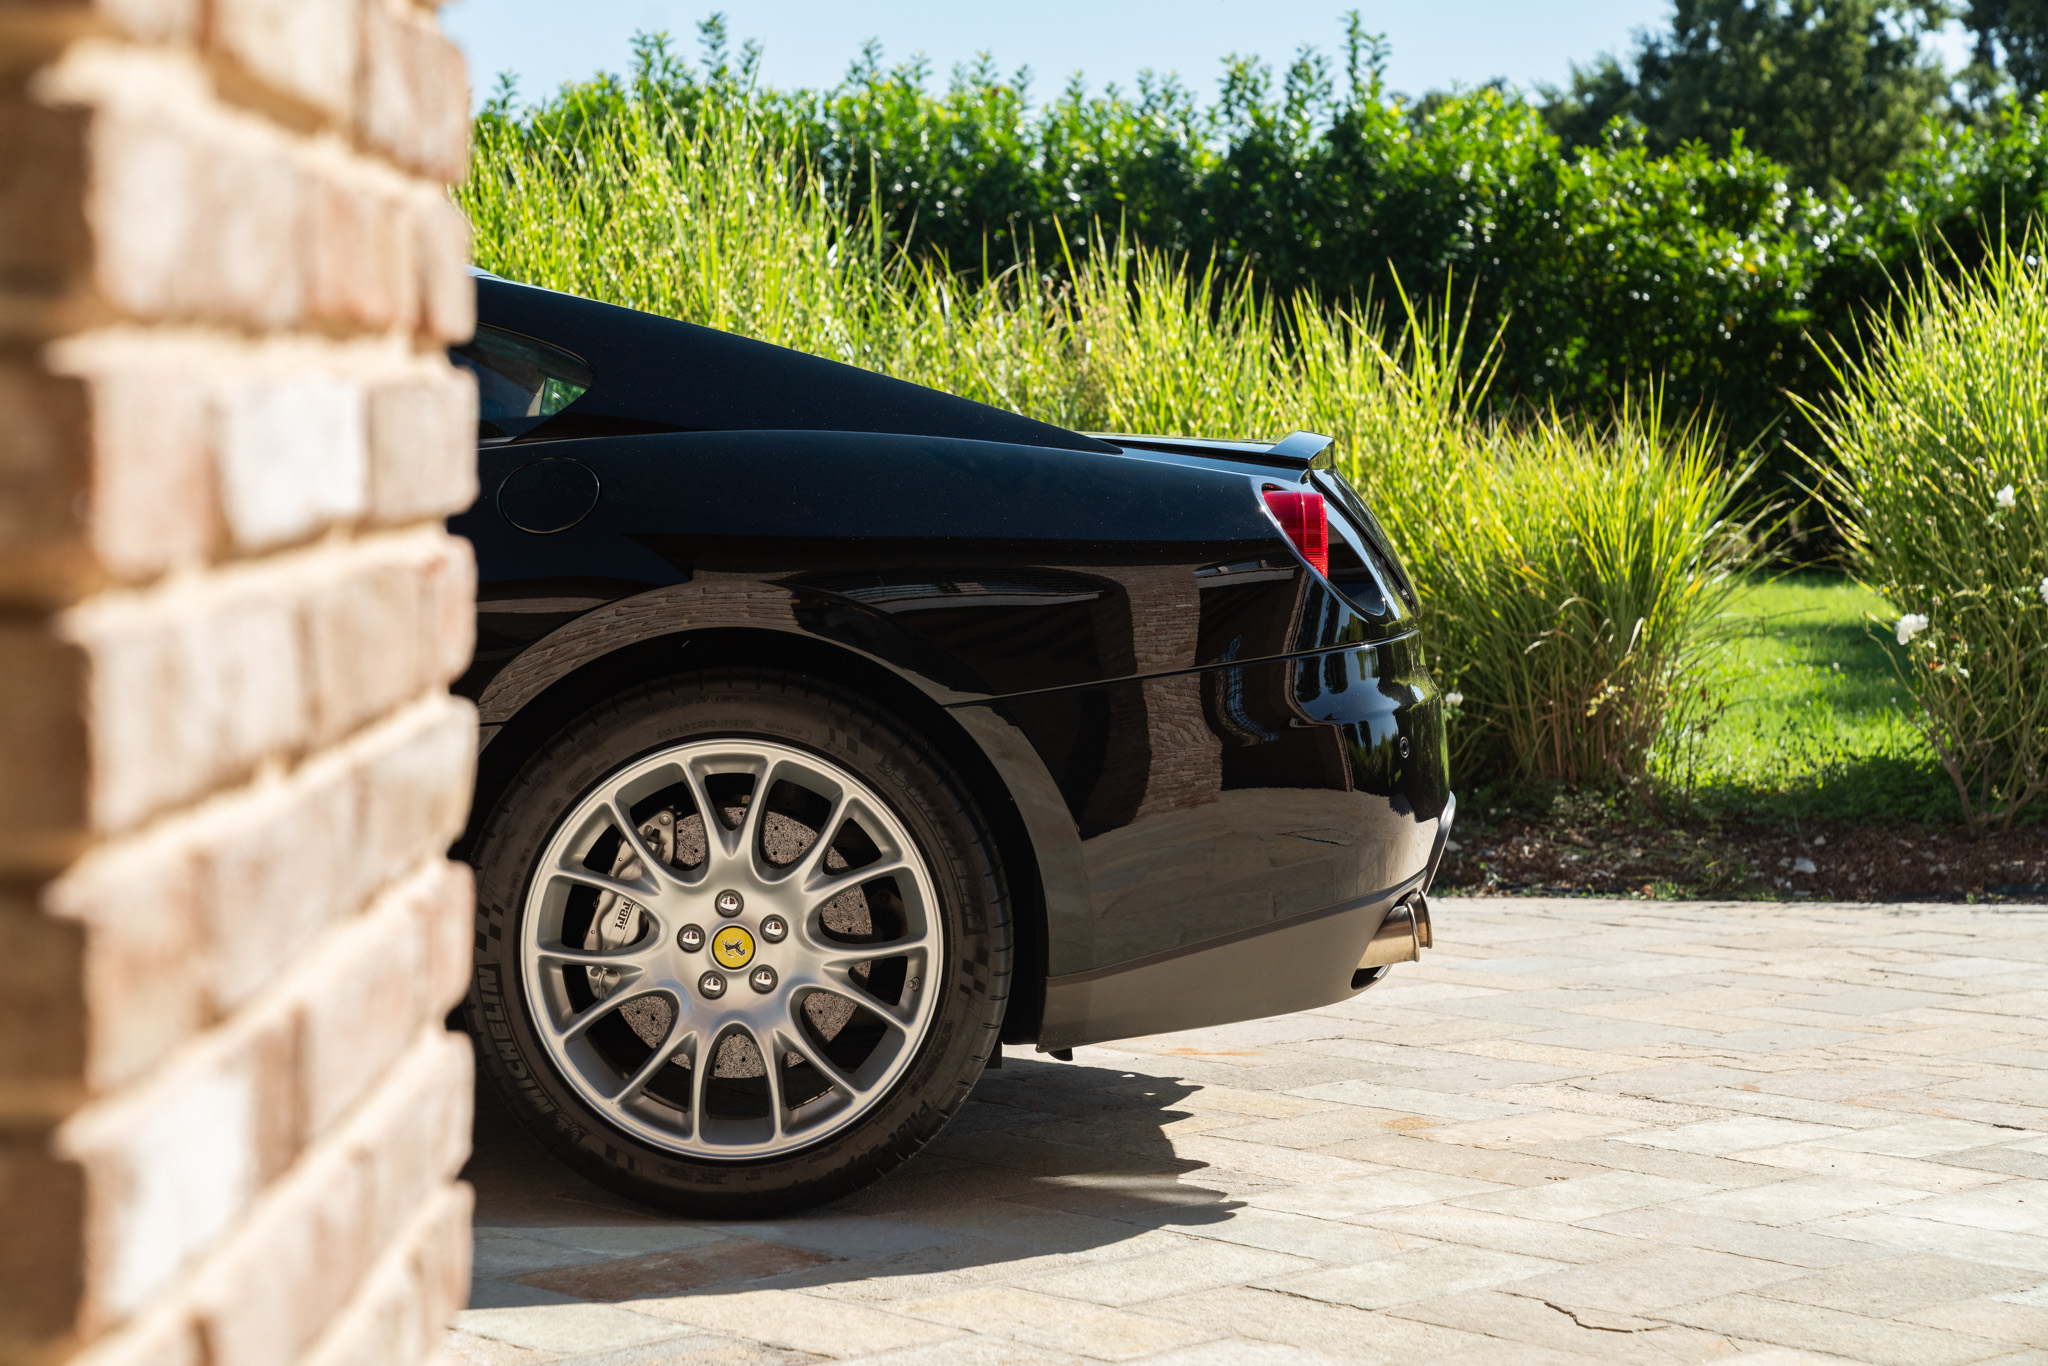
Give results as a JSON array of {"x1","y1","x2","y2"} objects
[
  {"x1": 1544, "y1": 0, "x2": 1953, "y2": 195},
  {"x1": 1963, "y1": 0, "x2": 2048, "y2": 96}
]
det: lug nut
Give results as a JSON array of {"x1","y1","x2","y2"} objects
[
  {"x1": 759, "y1": 914, "x2": 788, "y2": 943},
  {"x1": 749, "y1": 965, "x2": 778, "y2": 993},
  {"x1": 714, "y1": 889, "x2": 744, "y2": 917},
  {"x1": 676, "y1": 924, "x2": 705, "y2": 952},
  {"x1": 698, "y1": 971, "x2": 726, "y2": 999}
]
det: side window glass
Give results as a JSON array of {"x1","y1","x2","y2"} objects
[{"x1": 451, "y1": 324, "x2": 594, "y2": 443}]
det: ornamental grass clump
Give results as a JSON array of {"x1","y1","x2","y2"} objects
[
  {"x1": 1406, "y1": 401, "x2": 1750, "y2": 788},
  {"x1": 1811, "y1": 240, "x2": 2048, "y2": 830}
]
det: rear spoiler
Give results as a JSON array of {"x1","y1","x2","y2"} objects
[{"x1": 1089, "y1": 429, "x2": 1336, "y2": 471}]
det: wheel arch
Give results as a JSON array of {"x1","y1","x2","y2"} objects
[{"x1": 463, "y1": 626, "x2": 1050, "y2": 1044}]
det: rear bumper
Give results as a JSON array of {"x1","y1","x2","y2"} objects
[{"x1": 1037, "y1": 792, "x2": 1452, "y2": 1051}]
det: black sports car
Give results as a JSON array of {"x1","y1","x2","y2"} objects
[{"x1": 452, "y1": 273, "x2": 1454, "y2": 1214}]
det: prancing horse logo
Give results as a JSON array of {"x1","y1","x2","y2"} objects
[{"x1": 712, "y1": 925, "x2": 756, "y2": 971}]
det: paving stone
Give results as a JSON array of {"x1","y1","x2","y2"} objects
[
  {"x1": 1577, "y1": 1208, "x2": 1890, "y2": 1268},
  {"x1": 1147, "y1": 1285, "x2": 1507, "y2": 1363},
  {"x1": 1358, "y1": 1205, "x2": 1642, "y2": 1264},
  {"x1": 1454, "y1": 1170, "x2": 1718, "y2": 1222},
  {"x1": 1507, "y1": 1245, "x2": 1803, "y2": 1313},
  {"x1": 887, "y1": 1285, "x2": 1212, "y2": 1359},
  {"x1": 1017, "y1": 1238, "x2": 1316, "y2": 1306},
  {"x1": 1389, "y1": 1288, "x2": 1738, "y2": 1364},
  {"x1": 1670, "y1": 1175, "x2": 1939, "y2": 1226},
  {"x1": 514, "y1": 1238, "x2": 838, "y2": 1301},
  {"x1": 1247, "y1": 1167, "x2": 1512, "y2": 1218},
  {"x1": 453, "y1": 1302, "x2": 689, "y2": 1354},
  {"x1": 628, "y1": 1288, "x2": 961, "y2": 1358},
  {"x1": 1665, "y1": 1292, "x2": 2011, "y2": 1366},
  {"x1": 1758, "y1": 1252, "x2": 2038, "y2": 1316},
  {"x1": 1262, "y1": 1241, "x2": 1567, "y2": 1310}
]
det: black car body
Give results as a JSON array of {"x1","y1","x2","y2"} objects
[{"x1": 453, "y1": 274, "x2": 1453, "y2": 1211}]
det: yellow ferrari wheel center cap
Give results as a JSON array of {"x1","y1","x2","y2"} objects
[{"x1": 711, "y1": 925, "x2": 756, "y2": 970}]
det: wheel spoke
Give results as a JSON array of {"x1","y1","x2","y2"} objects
[
  {"x1": 537, "y1": 935, "x2": 660, "y2": 968},
  {"x1": 819, "y1": 965, "x2": 919, "y2": 1030},
  {"x1": 817, "y1": 935, "x2": 933, "y2": 974},
  {"x1": 786, "y1": 789, "x2": 854, "y2": 885},
  {"x1": 552, "y1": 863, "x2": 656, "y2": 904},
  {"x1": 605, "y1": 793, "x2": 679, "y2": 887},
  {"x1": 805, "y1": 857, "x2": 911, "y2": 910},
  {"x1": 748, "y1": 1024, "x2": 787, "y2": 1141},
  {"x1": 614, "y1": 1020, "x2": 691, "y2": 1105},
  {"x1": 686, "y1": 1034, "x2": 714, "y2": 1139},
  {"x1": 778, "y1": 1011, "x2": 861, "y2": 1101}
]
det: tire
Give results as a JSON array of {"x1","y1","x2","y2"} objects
[{"x1": 463, "y1": 667, "x2": 1012, "y2": 1215}]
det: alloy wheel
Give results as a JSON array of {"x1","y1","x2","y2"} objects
[{"x1": 519, "y1": 738, "x2": 944, "y2": 1160}]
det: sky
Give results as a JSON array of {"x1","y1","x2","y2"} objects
[{"x1": 445, "y1": 1, "x2": 1694, "y2": 109}]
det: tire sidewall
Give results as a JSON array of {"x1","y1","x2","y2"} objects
[{"x1": 466, "y1": 671, "x2": 1006, "y2": 1214}]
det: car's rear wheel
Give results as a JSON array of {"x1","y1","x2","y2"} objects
[{"x1": 464, "y1": 668, "x2": 1010, "y2": 1215}]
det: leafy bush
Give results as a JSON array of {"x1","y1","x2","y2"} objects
[
  {"x1": 460, "y1": 94, "x2": 1749, "y2": 792},
  {"x1": 1811, "y1": 240, "x2": 2048, "y2": 829}
]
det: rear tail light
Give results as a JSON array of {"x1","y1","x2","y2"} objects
[{"x1": 1263, "y1": 490, "x2": 1330, "y2": 577}]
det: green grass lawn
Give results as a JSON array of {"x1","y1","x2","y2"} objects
[{"x1": 1668, "y1": 570, "x2": 1963, "y2": 824}]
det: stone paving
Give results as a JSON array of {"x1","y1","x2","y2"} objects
[{"x1": 448, "y1": 896, "x2": 2048, "y2": 1365}]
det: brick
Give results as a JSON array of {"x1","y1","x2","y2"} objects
[
  {"x1": 83, "y1": 368, "x2": 217, "y2": 579},
  {"x1": 0, "y1": 98, "x2": 92, "y2": 327},
  {"x1": 356, "y1": 1028, "x2": 471, "y2": 1256},
  {"x1": 419, "y1": 530, "x2": 477, "y2": 686},
  {"x1": 366, "y1": 367, "x2": 477, "y2": 524},
  {"x1": 301, "y1": 1182, "x2": 472, "y2": 1366},
  {"x1": 0, "y1": 889, "x2": 87, "y2": 1097},
  {"x1": 215, "y1": 372, "x2": 367, "y2": 550},
  {"x1": 414, "y1": 859, "x2": 475, "y2": 1018},
  {"x1": 305, "y1": 172, "x2": 413, "y2": 333},
  {"x1": 358, "y1": 0, "x2": 468, "y2": 183},
  {"x1": 298, "y1": 868, "x2": 428, "y2": 1138},
  {"x1": 301, "y1": 547, "x2": 422, "y2": 740},
  {"x1": 208, "y1": 0, "x2": 361, "y2": 124},
  {"x1": 55, "y1": 1043, "x2": 262, "y2": 1329},
  {"x1": 353, "y1": 693, "x2": 476, "y2": 905},
  {"x1": 0, "y1": 1139, "x2": 87, "y2": 1344},
  {"x1": 64, "y1": 572, "x2": 307, "y2": 834},
  {"x1": 412, "y1": 194, "x2": 472, "y2": 343},
  {"x1": 0, "y1": 624, "x2": 89, "y2": 870},
  {"x1": 89, "y1": 102, "x2": 308, "y2": 332},
  {"x1": 64, "y1": 1304, "x2": 205, "y2": 1366},
  {"x1": 194, "y1": 758, "x2": 357, "y2": 1016},
  {"x1": 0, "y1": 361, "x2": 93, "y2": 602}
]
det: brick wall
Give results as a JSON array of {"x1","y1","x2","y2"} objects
[{"x1": 0, "y1": 2, "x2": 478, "y2": 1363}]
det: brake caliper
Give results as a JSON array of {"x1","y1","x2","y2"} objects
[{"x1": 583, "y1": 809, "x2": 676, "y2": 998}]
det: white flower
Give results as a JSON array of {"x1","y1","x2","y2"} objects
[
  {"x1": 1995, "y1": 484, "x2": 2017, "y2": 509},
  {"x1": 1444, "y1": 691, "x2": 1465, "y2": 708},
  {"x1": 2040, "y1": 576, "x2": 2048, "y2": 608},
  {"x1": 1896, "y1": 613, "x2": 1930, "y2": 645}
]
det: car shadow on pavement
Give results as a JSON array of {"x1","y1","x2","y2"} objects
[{"x1": 461, "y1": 1050, "x2": 1244, "y2": 1311}]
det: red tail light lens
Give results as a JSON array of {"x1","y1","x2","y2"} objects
[{"x1": 1263, "y1": 490, "x2": 1330, "y2": 577}]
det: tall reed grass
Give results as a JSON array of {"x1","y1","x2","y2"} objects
[
  {"x1": 460, "y1": 95, "x2": 1750, "y2": 791},
  {"x1": 1811, "y1": 240, "x2": 2048, "y2": 829}
]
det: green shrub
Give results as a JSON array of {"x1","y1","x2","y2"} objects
[
  {"x1": 1811, "y1": 240, "x2": 2048, "y2": 829},
  {"x1": 1385, "y1": 402, "x2": 1750, "y2": 788}
]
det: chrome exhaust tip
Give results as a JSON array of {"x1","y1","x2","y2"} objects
[{"x1": 1356, "y1": 892, "x2": 1432, "y2": 971}]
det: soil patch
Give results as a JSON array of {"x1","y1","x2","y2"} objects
[{"x1": 1437, "y1": 808, "x2": 2048, "y2": 902}]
